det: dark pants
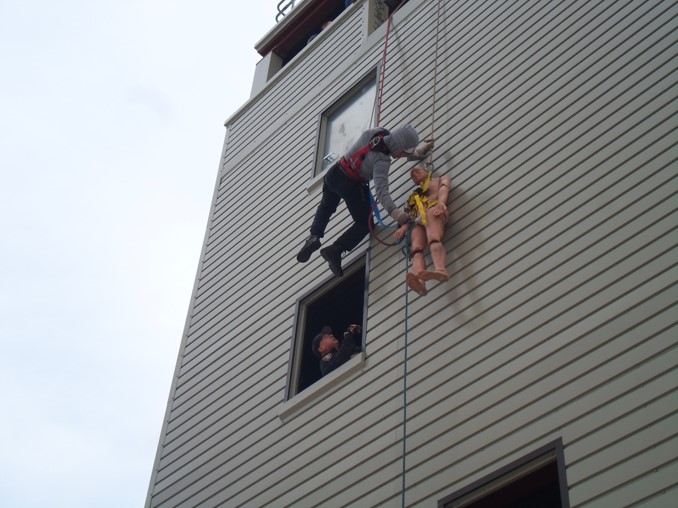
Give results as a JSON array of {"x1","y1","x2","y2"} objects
[{"x1": 310, "y1": 165, "x2": 372, "y2": 252}]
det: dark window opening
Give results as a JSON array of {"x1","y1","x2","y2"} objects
[
  {"x1": 439, "y1": 440, "x2": 570, "y2": 508},
  {"x1": 286, "y1": 257, "x2": 367, "y2": 398},
  {"x1": 383, "y1": 0, "x2": 411, "y2": 15},
  {"x1": 266, "y1": 0, "x2": 349, "y2": 67},
  {"x1": 464, "y1": 461, "x2": 561, "y2": 508}
]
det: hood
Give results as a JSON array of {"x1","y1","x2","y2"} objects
[{"x1": 384, "y1": 124, "x2": 419, "y2": 154}]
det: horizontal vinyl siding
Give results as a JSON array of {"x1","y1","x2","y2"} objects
[
  {"x1": 148, "y1": 0, "x2": 678, "y2": 506},
  {"x1": 373, "y1": 0, "x2": 678, "y2": 505},
  {"x1": 221, "y1": 5, "x2": 365, "y2": 166},
  {"x1": 146, "y1": 1, "x2": 395, "y2": 506}
]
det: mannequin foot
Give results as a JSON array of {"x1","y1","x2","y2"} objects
[
  {"x1": 419, "y1": 269, "x2": 449, "y2": 282},
  {"x1": 406, "y1": 272, "x2": 428, "y2": 296}
]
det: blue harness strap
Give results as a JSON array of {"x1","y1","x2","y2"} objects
[
  {"x1": 368, "y1": 189, "x2": 397, "y2": 229},
  {"x1": 368, "y1": 188, "x2": 408, "y2": 248}
]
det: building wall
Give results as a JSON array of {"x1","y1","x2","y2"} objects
[{"x1": 147, "y1": 0, "x2": 678, "y2": 506}]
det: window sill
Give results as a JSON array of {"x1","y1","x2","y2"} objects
[
  {"x1": 306, "y1": 168, "x2": 326, "y2": 195},
  {"x1": 278, "y1": 353, "x2": 364, "y2": 423}
]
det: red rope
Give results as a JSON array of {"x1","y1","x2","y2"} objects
[
  {"x1": 370, "y1": 0, "x2": 409, "y2": 247},
  {"x1": 376, "y1": 15, "x2": 391, "y2": 126},
  {"x1": 368, "y1": 205, "x2": 399, "y2": 247},
  {"x1": 376, "y1": 0, "x2": 407, "y2": 125}
]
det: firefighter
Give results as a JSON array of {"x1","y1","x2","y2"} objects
[
  {"x1": 296, "y1": 124, "x2": 434, "y2": 276},
  {"x1": 312, "y1": 324, "x2": 362, "y2": 377}
]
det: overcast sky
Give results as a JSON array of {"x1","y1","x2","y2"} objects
[{"x1": 0, "y1": 1, "x2": 278, "y2": 506}]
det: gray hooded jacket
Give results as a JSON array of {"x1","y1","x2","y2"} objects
[{"x1": 343, "y1": 124, "x2": 419, "y2": 215}]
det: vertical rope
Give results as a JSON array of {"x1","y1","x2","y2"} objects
[
  {"x1": 376, "y1": 0, "x2": 407, "y2": 126},
  {"x1": 369, "y1": 4, "x2": 442, "y2": 502},
  {"x1": 401, "y1": 3, "x2": 443, "y2": 505},
  {"x1": 425, "y1": 0, "x2": 442, "y2": 172},
  {"x1": 370, "y1": 0, "x2": 409, "y2": 246},
  {"x1": 429, "y1": 0, "x2": 442, "y2": 140},
  {"x1": 376, "y1": 14, "x2": 392, "y2": 126},
  {"x1": 401, "y1": 256, "x2": 410, "y2": 508}
]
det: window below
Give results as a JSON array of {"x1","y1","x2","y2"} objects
[
  {"x1": 286, "y1": 255, "x2": 368, "y2": 399},
  {"x1": 315, "y1": 72, "x2": 378, "y2": 176},
  {"x1": 438, "y1": 440, "x2": 570, "y2": 508}
]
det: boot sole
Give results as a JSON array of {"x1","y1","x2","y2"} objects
[
  {"x1": 321, "y1": 249, "x2": 344, "y2": 277},
  {"x1": 296, "y1": 238, "x2": 321, "y2": 263}
]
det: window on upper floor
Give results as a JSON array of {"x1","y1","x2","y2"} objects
[
  {"x1": 314, "y1": 72, "x2": 378, "y2": 177},
  {"x1": 285, "y1": 255, "x2": 368, "y2": 398},
  {"x1": 270, "y1": 0, "x2": 350, "y2": 67},
  {"x1": 252, "y1": 1, "x2": 390, "y2": 97},
  {"x1": 438, "y1": 440, "x2": 570, "y2": 508},
  {"x1": 383, "y1": 0, "x2": 411, "y2": 16}
]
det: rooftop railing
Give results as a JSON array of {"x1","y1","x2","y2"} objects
[{"x1": 276, "y1": 0, "x2": 297, "y2": 22}]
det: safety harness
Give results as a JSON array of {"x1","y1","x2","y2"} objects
[
  {"x1": 338, "y1": 128, "x2": 390, "y2": 182},
  {"x1": 406, "y1": 170, "x2": 437, "y2": 226}
]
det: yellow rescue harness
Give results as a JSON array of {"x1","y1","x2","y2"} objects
[{"x1": 407, "y1": 171, "x2": 437, "y2": 226}]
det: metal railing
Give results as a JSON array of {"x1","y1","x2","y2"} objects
[{"x1": 276, "y1": 0, "x2": 296, "y2": 22}]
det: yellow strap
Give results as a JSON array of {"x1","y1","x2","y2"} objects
[
  {"x1": 407, "y1": 172, "x2": 437, "y2": 226},
  {"x1": 420, "y1": 171, "x2": 432, "y2": 192},
  {"x1": 414, "y1": 195, "x2": 427, "y2": 226},
  {"x1": 408, "y1": 196, "x2": 438, "y2": 226}
]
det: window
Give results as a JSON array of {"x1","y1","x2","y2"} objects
[
  {"x1": 285, "y1": 256, "x2": 368, "y2": 398},
  {"x1": 273, "y1": 0, "x2": 350, "y2": 65},
  {"x1": 315, "y1": 73, "x2": 378, "y2": 176},
  {"x1": 438, "y1": 440, "x2": 570, "y2": 508}
]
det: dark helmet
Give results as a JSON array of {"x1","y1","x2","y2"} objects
[{"x1": 311, "y1": 325, "x2": 334, "y2": 357}]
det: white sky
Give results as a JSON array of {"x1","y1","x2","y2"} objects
[{"x1": 0, "y1": 1, "x2": 278, "y2": 506}]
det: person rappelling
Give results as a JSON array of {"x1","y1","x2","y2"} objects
[{"x1": 296, "y1": 124, "x2": 434, "y2": 277}]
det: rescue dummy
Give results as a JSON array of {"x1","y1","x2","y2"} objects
[{"x1": 394, "y1": 164, "x2": 451, "y2": 296}]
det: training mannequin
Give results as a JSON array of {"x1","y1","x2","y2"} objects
[{"x1": 394, "y1": 164, "x2": 451, "y2": 296}]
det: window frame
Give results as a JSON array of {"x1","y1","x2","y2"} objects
[
  {"x1": 284, "y1": 251, "x2": 370, "y2": 403},
  {"x1": 312, "y1": 69, "x2": 380, "y2": 178},
  {"x1": 437, "y1": 439, "x2": 571, "y2": 508}
]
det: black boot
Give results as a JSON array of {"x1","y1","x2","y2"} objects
[
  {"x1": 297, "y1": 235, "x2": 321, "y2": 263},
  {"x1": 320, "y1": 245, "x2": 343, "y2": 277}
]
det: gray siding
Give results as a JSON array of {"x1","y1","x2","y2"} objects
[{"x1": 147, "y1": 0, "x2": 678, "y2": 506}]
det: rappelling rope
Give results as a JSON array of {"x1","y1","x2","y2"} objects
[
  {"x1": 397, "y1": 2, "x2": 443, "y2": 507},
  {"x1": 401, "y1": 260, "x2": 410, "y2": 508},
  {"x1": 375, "y1": 0, "x2": 404, "y2": 126},
  {"x1": 429, "y1": 0, "x2": 442, "y2": 146},
  {"x1": 367, "y1": 0, "x2": 409, "y2": 248},
  {"x1": 369, "y1": 0, "x2": 442, "y2": 248}
]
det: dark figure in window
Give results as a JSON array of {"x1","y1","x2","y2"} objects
[{"x1": 311, "y1": 324, "x2": 362, "y2": 377}]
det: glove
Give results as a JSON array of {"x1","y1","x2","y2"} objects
[
  {"x1": 347, "y1": 324, "x2": 361, "y2": 335},
  {"x1": 412, "y1": 139, "x2": 434, "y2": 159},
  {"x1": 391, "y1": 210, "x2": 410, "y2": 225}
]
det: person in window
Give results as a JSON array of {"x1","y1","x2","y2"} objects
[
  {"x1": 311, "y1": 324, "x2": 362, "y2": 377},
  {"x1": 296, "y1": 124, "x2": 434, "y2": 276},
  {"x1": 394, "y1": 164, "x2": 451, "y2": 296},
  {"x1": 307, "y1": 21, "x2": 333, "y2": 45}
]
